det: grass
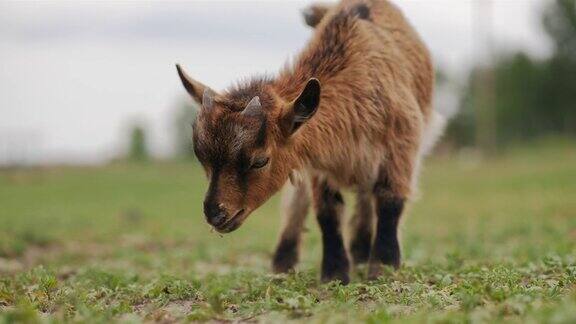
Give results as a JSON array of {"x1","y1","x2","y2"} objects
[{"x1": 0, "y1": 138, "x2": 575, "y2": 323}]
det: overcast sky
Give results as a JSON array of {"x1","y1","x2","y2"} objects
[{"x1": 0, "y1": 0, "x2": 551, "y2": 165}]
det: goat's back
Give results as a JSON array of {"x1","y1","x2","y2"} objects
[{"x1": 276, "y1": 0, "x2": 435, "y2": 187}]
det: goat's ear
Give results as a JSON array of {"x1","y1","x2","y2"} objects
[
  {"x1": 280, "y1": 78, "x2": 321, "y2": 137},
  {"x1": 176, "y1": 64, "x2": 215, "y2": 106}
]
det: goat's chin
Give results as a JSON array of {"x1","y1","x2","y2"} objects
[{"x1": 214, "y1": 222, "x2": 242, "y2": 234}]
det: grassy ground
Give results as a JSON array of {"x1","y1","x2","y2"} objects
[{"x1": 1, "y1": 139, "x2": 575, "y2": 323}]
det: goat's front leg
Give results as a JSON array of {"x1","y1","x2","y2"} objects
[
  {"x1": 312, "y1": 178, "x2": 350, "y2": 284},
  {"x1": 272, "y1": 182, "x2": 310, "y2": 273}
]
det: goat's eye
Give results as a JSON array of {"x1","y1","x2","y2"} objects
[{"x1": 251, "y1": 157, "x2": 269, "y2": 169}]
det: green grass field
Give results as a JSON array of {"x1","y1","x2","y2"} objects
[{"x1": 1, "y1": 139, "x2": 575, "y2": 323}]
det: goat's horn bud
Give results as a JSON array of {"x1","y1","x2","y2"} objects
[{"x1": 242, "y1": 96, "x2": 262, "y2": 117}]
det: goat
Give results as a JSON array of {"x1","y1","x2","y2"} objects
[{"x1": 176, "y1": 0, "x2": 445, "y2": 283}]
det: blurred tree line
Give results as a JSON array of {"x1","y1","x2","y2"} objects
[
  {"x1": 126, "y1": 100, "x2": 197, "y2": 162},
  {"x1": 173, "y1": 99, "x2": 198, "y2": 160},
  {"x1": 128, "y1": 125, "x2": 149, "y2": 162},
  {"x1": 446, "y1": 0, "x2": 576, "y2": 150}
]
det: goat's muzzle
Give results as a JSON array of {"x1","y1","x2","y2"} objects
[
  {"x1": 213, "y1": 208, "x2": 246, "y2": 233},
  {"x1": 204, "y1": 201, "x2": 247, "y2": 233}
]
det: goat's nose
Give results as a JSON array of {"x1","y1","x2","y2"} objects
[
  {"x1": 203, "y1": 201, "x2": 227, "y2": 227},
  {"x1": 208, "y1": 211, "x2": 227, "y2": 227}
]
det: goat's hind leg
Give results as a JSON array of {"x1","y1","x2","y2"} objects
[
  {"x1": 272, "y1": 182, "x2": 310, "y2": 273},
  {"x1": 348, "y1": 188, "x2": 374, "y2": 265},
  {"x1": 367, "y1": 106, "x2": 421, "y2": 279},
  {"x1": 368, "y1": 166, "x2": 412, "y2": 280}
]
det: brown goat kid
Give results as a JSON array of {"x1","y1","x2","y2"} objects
[{"x1": 176, "y1": 0, "x2": 445, "y2": 283}]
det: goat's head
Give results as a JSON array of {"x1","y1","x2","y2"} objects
[{"x1": 176, "y1": 65, "x2": 320, "y2": 233}]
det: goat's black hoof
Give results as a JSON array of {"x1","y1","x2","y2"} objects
[
  {"x1": 321, "y1": 270, "x2": 350, "y2": 285},
  {"x1": 367, "y1": 259, "x2": 400, "y2": 280},
  {"x1": 272, "y1": 239, "x2": 298, "y2": 273},
  {"x1": 349, "y1": 234, "x2": 372, "y2": 265},
  {"x1": 321, "y1": 257, "x2": 350, "y2": 285}
]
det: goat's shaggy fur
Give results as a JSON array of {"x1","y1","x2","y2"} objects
[{"x1": 176, "y1": 0, "x2": 445, "y2": 283}]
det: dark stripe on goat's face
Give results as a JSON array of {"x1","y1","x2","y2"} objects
[
  {"x1": 204, "y1": 166, "x2": 222, "y2": 209},
  {"x1": 255, "y1": 118, "x2": 267, "y2": 148},
  {"x1": 235, "y1": 150, "x2": 251, "y2": 197}
]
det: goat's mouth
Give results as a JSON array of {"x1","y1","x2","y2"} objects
[{"x1": 214, "y1": 209, "x2": 246, "y2": 234}]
